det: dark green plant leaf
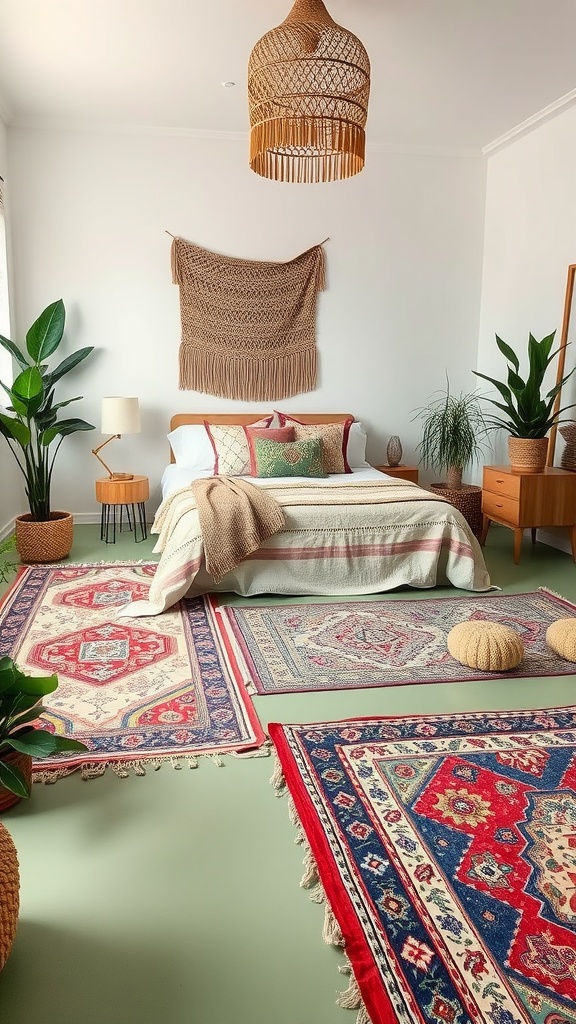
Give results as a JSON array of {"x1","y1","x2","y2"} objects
[
  {"x1": 10, "y1": 366, "x2": 44, "y2": 417},
  {"x1": 41, "y1": 416, "x2": 95, "y2": 446},
  {"x1": 0, "y1": 334, "x2": 30, "y2": 372},
  {"x1": 5, "y1": 671, "x2": 59, "y2": 697},
  {"x1": 25, "y1": 299, "x2": 65, "y2": 363},
  {"x1": 495, "y1": 335, "x2": 520, "y2": 371},
  {"x1": 47, "y1": 346, "x2": 94, "y2": 386},
  {"x1": 6, "y1": 729, "x2": 86, "y2": 757},
  {"x1": 0, "y1": 758, "x2": 30, "y2": 798},
  {"x1": 0, "y1": 411, "x2": 31, "y2": 447}
]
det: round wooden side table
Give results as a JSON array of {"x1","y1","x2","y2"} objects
[{"x1": 95, "y1": 475, "x2": 149, "y2": 544}]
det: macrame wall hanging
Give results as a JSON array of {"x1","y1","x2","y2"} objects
[{"x1": 171, "y1": 236, "x2": 326, "y2": 402}]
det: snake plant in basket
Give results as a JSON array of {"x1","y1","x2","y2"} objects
[
  {"x1": 0, "y1": 299, "x2": 95, "y2": 562},
  {"x1": 473, "y1": 331, "x2": 576, "y2": 472},
  {"x1": 0, "y1": 656, "x2": 86, "y2": 810}
]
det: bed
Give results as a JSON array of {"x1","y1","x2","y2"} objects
[{"x1": 119, "y1": 413, "x2": 491, "y2": 618}]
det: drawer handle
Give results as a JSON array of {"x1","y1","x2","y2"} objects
[
  {"x1": 495, "y1": 478, "x2": 504, "y2": 484},
  {"x1": 495, "y1": 503, "x2": 503, "y2": 508}
]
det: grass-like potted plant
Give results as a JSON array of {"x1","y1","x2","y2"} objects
[
  {"x1": 0, "y1": 300, "x2": 95, "y2": 562},
  {"x1": 473, "y1": 331, "x2": 576, "y2": 473},
  {"x1": 0, "y1": 655, "x2": 87, "y2": 811},
  {"x1": 412, "y1": 381, "x2": 491, "y2": 536}
]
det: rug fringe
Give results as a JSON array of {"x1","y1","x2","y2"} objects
[
  {"x1": 270, "y1": 753, "x2": 286, "y2": 795},
  {"x1": 538, "y1": 585, "x2": 570, "y2": 602},
  {"x1": 300, "y1": 845, "x2": 319, "y2": 889},
  {"x1": 32, "y1": 748, "x2": 261, "y2": 784}
]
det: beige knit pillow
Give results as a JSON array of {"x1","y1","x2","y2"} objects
[{"x1": 447, "y1": 621, "x2": 524, "y2": 672}]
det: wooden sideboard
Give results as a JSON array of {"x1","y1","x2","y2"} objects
[{"x1": 480, "y1": 465, "x2": 576, "y2": 563}]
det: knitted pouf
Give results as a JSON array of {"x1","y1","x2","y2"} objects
[
  {"x1": 447, "y1": 621, "x2": 524, "y2": 672},
  {"x1": 546, "y1": 618, "x2": 576, "y2": 662},
  {"x1": 0, "y1": 823, "x2": 19, "y2": 971}
]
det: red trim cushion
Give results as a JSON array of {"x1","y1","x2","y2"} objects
[{"x1": 275, "y1": 414, "x2": 353, "y2": 473}]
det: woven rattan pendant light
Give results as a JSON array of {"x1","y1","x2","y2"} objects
[{"x1": 248, "y1": 0, "x2": 370, "y2": 184}]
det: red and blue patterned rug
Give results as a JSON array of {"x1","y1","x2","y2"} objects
[
  {"x1": 0, "y1": 563, "x2": 265, "y2": 780},
  {"x1": 214, "y1": 589, "x2": 576, "y2": 694},
  {"x1": 270, "y1": 707, "x2": 576, "y2": 1024}
]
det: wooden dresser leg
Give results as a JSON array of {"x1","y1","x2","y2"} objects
[
  {"x1": 531, "y1": 528, "x2": 537, "y2": 545},
  {"x1": 513, "y1": 528, "x2": 523, "y2": 564},
  {"x1": 480, "y1": 515, "x2": 491, "y2": 546}
]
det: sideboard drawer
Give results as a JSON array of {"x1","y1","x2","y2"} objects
[
  {"x1": 483, "y1": 467, "x2": 521, "y2": 499},
  {"x1": 482, "y1": 490, "x2": 520, "y2": 525}
]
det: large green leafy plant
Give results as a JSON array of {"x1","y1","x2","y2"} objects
[
  {"x1": 0, "y1": 299, "x2": 94, "y2": 521},
  {"x1": 473, "y1": 331, "x2": 576, "y2": 438},
  {"x1": 0, "y1": 656, "x2": 86, "y2": 798}
]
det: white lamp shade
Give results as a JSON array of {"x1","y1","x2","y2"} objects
[{"x1": 101, "y1": 397, "x2": 140, "y2": 435}]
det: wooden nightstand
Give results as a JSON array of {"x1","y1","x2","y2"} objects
[
  {"x1": 95, "y1": 475, "x2": 149, "y2": 544},
  {"x1": 481, "y1": 465, "x2": 576, "y2": 563},
  {"x1": 374, "y1": 465, "x2": 419, "y2": 484}
]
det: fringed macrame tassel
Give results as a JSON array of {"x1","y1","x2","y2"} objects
[
  {"x1": 323, "y1": 902, "x2": 344, "y2": 945},
  {"x1": 178, "y1": 346, "x2": 317, "y2": 402}
]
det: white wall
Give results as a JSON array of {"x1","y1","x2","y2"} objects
[
  {"x1": 6, "y1": 127, "x2": 487, "y2": 517},
  {"x1": 478, "y1": 104, "x2": 576, "y2": 548},
  {"x1": 0, "y1": 115, "x2": 24, "y2": 535}
]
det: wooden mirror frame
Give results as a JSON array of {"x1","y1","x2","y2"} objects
[{"x1": 547, "y1": 263, "x2": 576, "y2": 466}]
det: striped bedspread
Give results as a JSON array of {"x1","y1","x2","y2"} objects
[{"x1": 119, "y1": 476, "x2": 491, "y2": 617}]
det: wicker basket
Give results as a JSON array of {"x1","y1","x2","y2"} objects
[
  {"x1": 430, "y1": 483, "x2": 483, "y2": 538},
  {"x1": 0, "y1": 823, "x2": 20, "y2": 972},
  {"x1": 15, "y1": 511, "x2": 73, "y2": 564},
  {"x1": 508, "y1": 437, "x2": 549, "y2": 474},
  {"x1": 0, "y1": 750, "x2": 32, "y2": 813}
]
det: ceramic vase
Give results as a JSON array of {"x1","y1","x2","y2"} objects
[{"x1": 386, "y1": 435, "x2": 402, "y2": 467}]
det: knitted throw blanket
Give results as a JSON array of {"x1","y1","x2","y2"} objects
[
  {"x1": 191, "y1": 476, "x2": 286, "y2": 583},
  {"x1": 172, "y1": 237, "x2": 326, "y2": 401}
]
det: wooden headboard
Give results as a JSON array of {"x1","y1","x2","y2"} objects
[{"x1": 169, "y1": 413, "x2": 354, "y2": 462}]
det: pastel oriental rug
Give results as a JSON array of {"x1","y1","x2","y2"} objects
[
  {"x1": 213, "y1": 589, "x2": 576, "y2": 694},
  {"x1": 270, "y1": 707, "x2": 576, "y2": 1024},
  {"x1": 0, "y1": 564, "x2": 265, "y2": 781}
]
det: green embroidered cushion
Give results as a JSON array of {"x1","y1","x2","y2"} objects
[{"x1": 253, "y1": 436, "x2": 328, "y2": 478}]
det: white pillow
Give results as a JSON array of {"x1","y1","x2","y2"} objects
[
  {"x1": 167, "y1": 424, "x2": 215, "y2": 471},
  {"x1": 347, "y1": 421, "x2": 368, "y2": 467}
]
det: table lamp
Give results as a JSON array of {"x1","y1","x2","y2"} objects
[{"x1": 92, "y1": 396, "x2": 141, "y2": 480}]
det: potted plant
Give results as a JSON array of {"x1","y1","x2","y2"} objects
[
  {"x1": 412, "y1": 381, "x2": 491, "y2": 537},
  {"x1": 473, "y1": 331, "x2": 576, "y2": 473},
  {"x1": 0, "y1": 655, "x2": 87, "y2": 811},
  {"x1": 0, "y1": 300, "x2": 95, "y2": 562}
]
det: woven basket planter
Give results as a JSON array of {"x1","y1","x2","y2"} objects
[
  {"x1": 508, "y1": 437, "x2": 549, "y2": 474},
  {"x1": 0, "y1": 823, "x2": 19, "y2": 972},
  {"x1": 15, "y1": 511, "x2": 73, "y2": 564},
  {"x1": 0, "y1": 750, "x2": 32, "y2": 813},
  {"x1": 430, "y1": 483, "x2": 483, "y2": 538}
]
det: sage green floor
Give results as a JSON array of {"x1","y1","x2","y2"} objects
[{"x1": 1, "y1": 526, "x2": 576, "y2": 1024}]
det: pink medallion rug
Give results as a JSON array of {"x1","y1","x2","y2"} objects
[
  {"x1": 0, "y1": 563, "x2": 265, "y2": 781},
  {"x1": 212, "y1": 588, "x2": 576, "y2": 694}
]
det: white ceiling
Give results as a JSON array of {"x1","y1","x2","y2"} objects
[{"x1": 0, "y1": 0, "x2": 575, "y2": 152}]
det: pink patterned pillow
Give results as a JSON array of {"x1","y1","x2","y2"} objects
[
  {"x1": 275, "y1": 414, "x2": 353, "y2": 473},
  {"x1": 204, "y1": 417, "x2": 273, "y2": 475},
  {"x1": 244, "y1": 426, "x2": 295, "y2": 475}
]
